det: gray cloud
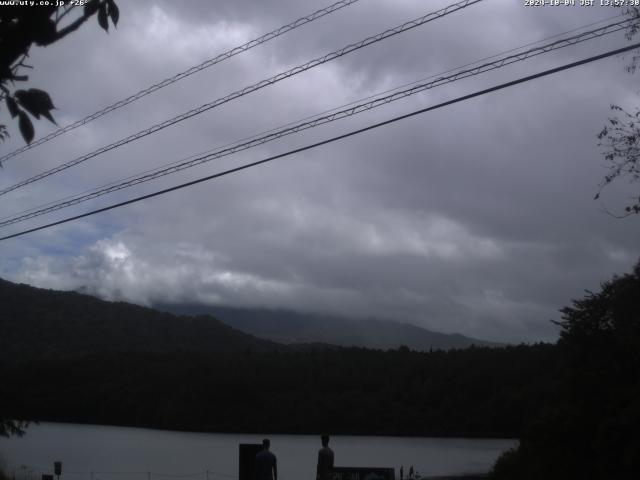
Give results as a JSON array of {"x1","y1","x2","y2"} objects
[{"x1": 1, "y1": 0, "x2": 639, "y2": 343}]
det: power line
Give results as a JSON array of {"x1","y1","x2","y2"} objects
[
  {"x1": 1, "y1": 16, "x2": 626, "y2": 228},
  {"x1": 0, "y1": 0, "x2": 483, "y2": 198},
  {"x1": 0, "y1": 0, "x2": 361, "y2": 165},
  {"x1": 0, "y1": 17, "x2": 631, "y2": 229},
  {"x1": 2, "y1": 41, "x2": 638, "y2": 243},
  {"x1": 2, "y1": 10, "x2": 625, "y2": 228}
]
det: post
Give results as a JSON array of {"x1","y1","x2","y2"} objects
[{"x1": 54, "y1": 462, "x2": 62, "y2": 480}]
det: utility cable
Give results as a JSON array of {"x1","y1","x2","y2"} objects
[
  {"x1": 1, "y1": 41, "x2": 638, "y2": 242},
  {"x1": 0, "y1": 0, "x2": 483, "y2": 198},
  {"x1": 0, "y1": 0, "x2": 361, "y2": 165},
  {"x1": 0, "y1": 17, "x2": 631, "y2": 229}
]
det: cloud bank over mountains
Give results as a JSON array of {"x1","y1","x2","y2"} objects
[{"x1": 2, "y1": 0, "x2": 640, "y2": 342}]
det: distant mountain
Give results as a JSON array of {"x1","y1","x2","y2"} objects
[
  {"x1": 0, "y1": 278, "x2": 278, "y2": 363},
  {"x1": 156, "y1": 304, "x2": 500, "y2": 350},
  {"x1": 0, "y1": 276, "x2": 498, "y2": 368}
]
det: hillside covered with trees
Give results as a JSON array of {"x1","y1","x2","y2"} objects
[
  {"x1": 0, "y1": 278, "x2": 556, "y2": 438},
  {"x1": 0, "y1": 278, "x2": 278, "y2": 363}
]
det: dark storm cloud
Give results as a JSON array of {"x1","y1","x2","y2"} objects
[{"x1": 1, "y1": 0, "x2": 639, "y2": 343}]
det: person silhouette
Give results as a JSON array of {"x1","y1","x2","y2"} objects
[
  {"x1": 254, "y1": 439, "x2": 277, "y2": 480},
  {"x1": 316, "y1": 434, "x2": 334, "y2": 480}
]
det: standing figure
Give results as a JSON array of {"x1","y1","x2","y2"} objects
[
  {"x1": 254, "y1": 439, "x2": 277, "y2": 480},
  {"x1": 317, "y1": 434, "x2": 335, "y2": 480},
  {"x1": 400, "y1": 466, "x2": 404, "y2": 480},
  {"x1": 409, "y1": 466, "x2": 414, "y2": 479}
]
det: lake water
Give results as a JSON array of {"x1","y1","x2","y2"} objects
[{"x1": 0, "y1": 423, "x2": 516, "y2": 480}]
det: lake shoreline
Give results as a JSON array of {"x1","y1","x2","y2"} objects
[
  {"x1": 424, "y1": 476, "x2": 488, "y2": 479},
  {"x1": 0, "y1": 422, "x2": 511, "y2": 480},
  {"x1": 16, "y1": 418, "x2": 517, "y2": 441}
]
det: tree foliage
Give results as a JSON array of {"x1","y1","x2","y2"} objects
[
  {"x1": 0, "y1": 0, "x2": 119, "y2": 145},
  {"x1": 491, "y1": 260, "x2": 640, "y2": 479},
  {"x1": 0, "y1": 419, "x2": 28, "y2": 438},
  {"x1": 597, "y1": 104, "x2": 640, "y2": 215},
  {"x1": 596, "y1": 7, "x2": 640, "y2": 215}
]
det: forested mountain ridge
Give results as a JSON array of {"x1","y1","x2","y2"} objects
[
  {"x1": 157, "y1": 304, "x2": 500, "y2": 350},
  {"x1": 0, "y1": 276, "x2": 499, "y2": 365},
  {"x1": 0, "y1": 278, "x2": 278, "y2": 362},
  {"x1": 0, "y1": 277, "x2": 556, "y2": 439}
]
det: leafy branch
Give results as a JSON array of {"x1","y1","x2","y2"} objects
[
  {"x1": 595, "y1": 7, "x2": 640, "y2": 216},
  {"x1": 0, "y1": 0, "x2": 119, "y2": 145},
  {"x1": 596, "y1": 106, "x2": 640, "y2": 216}
]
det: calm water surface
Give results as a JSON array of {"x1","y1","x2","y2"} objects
[{"x1": 0, "y1": 423, "x2": 516, "y2": 479}]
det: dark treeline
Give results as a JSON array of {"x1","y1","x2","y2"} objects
[
  {"x1": 492, "y1": 261, "x2": 640, "y2": 479},
  {"x1": 1, "y1": 344, "x2": 558, "y2": 438}
]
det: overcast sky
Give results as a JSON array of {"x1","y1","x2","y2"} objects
[{"x1": 1, "y1": 0, "x2": 639, "y2": 343}]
